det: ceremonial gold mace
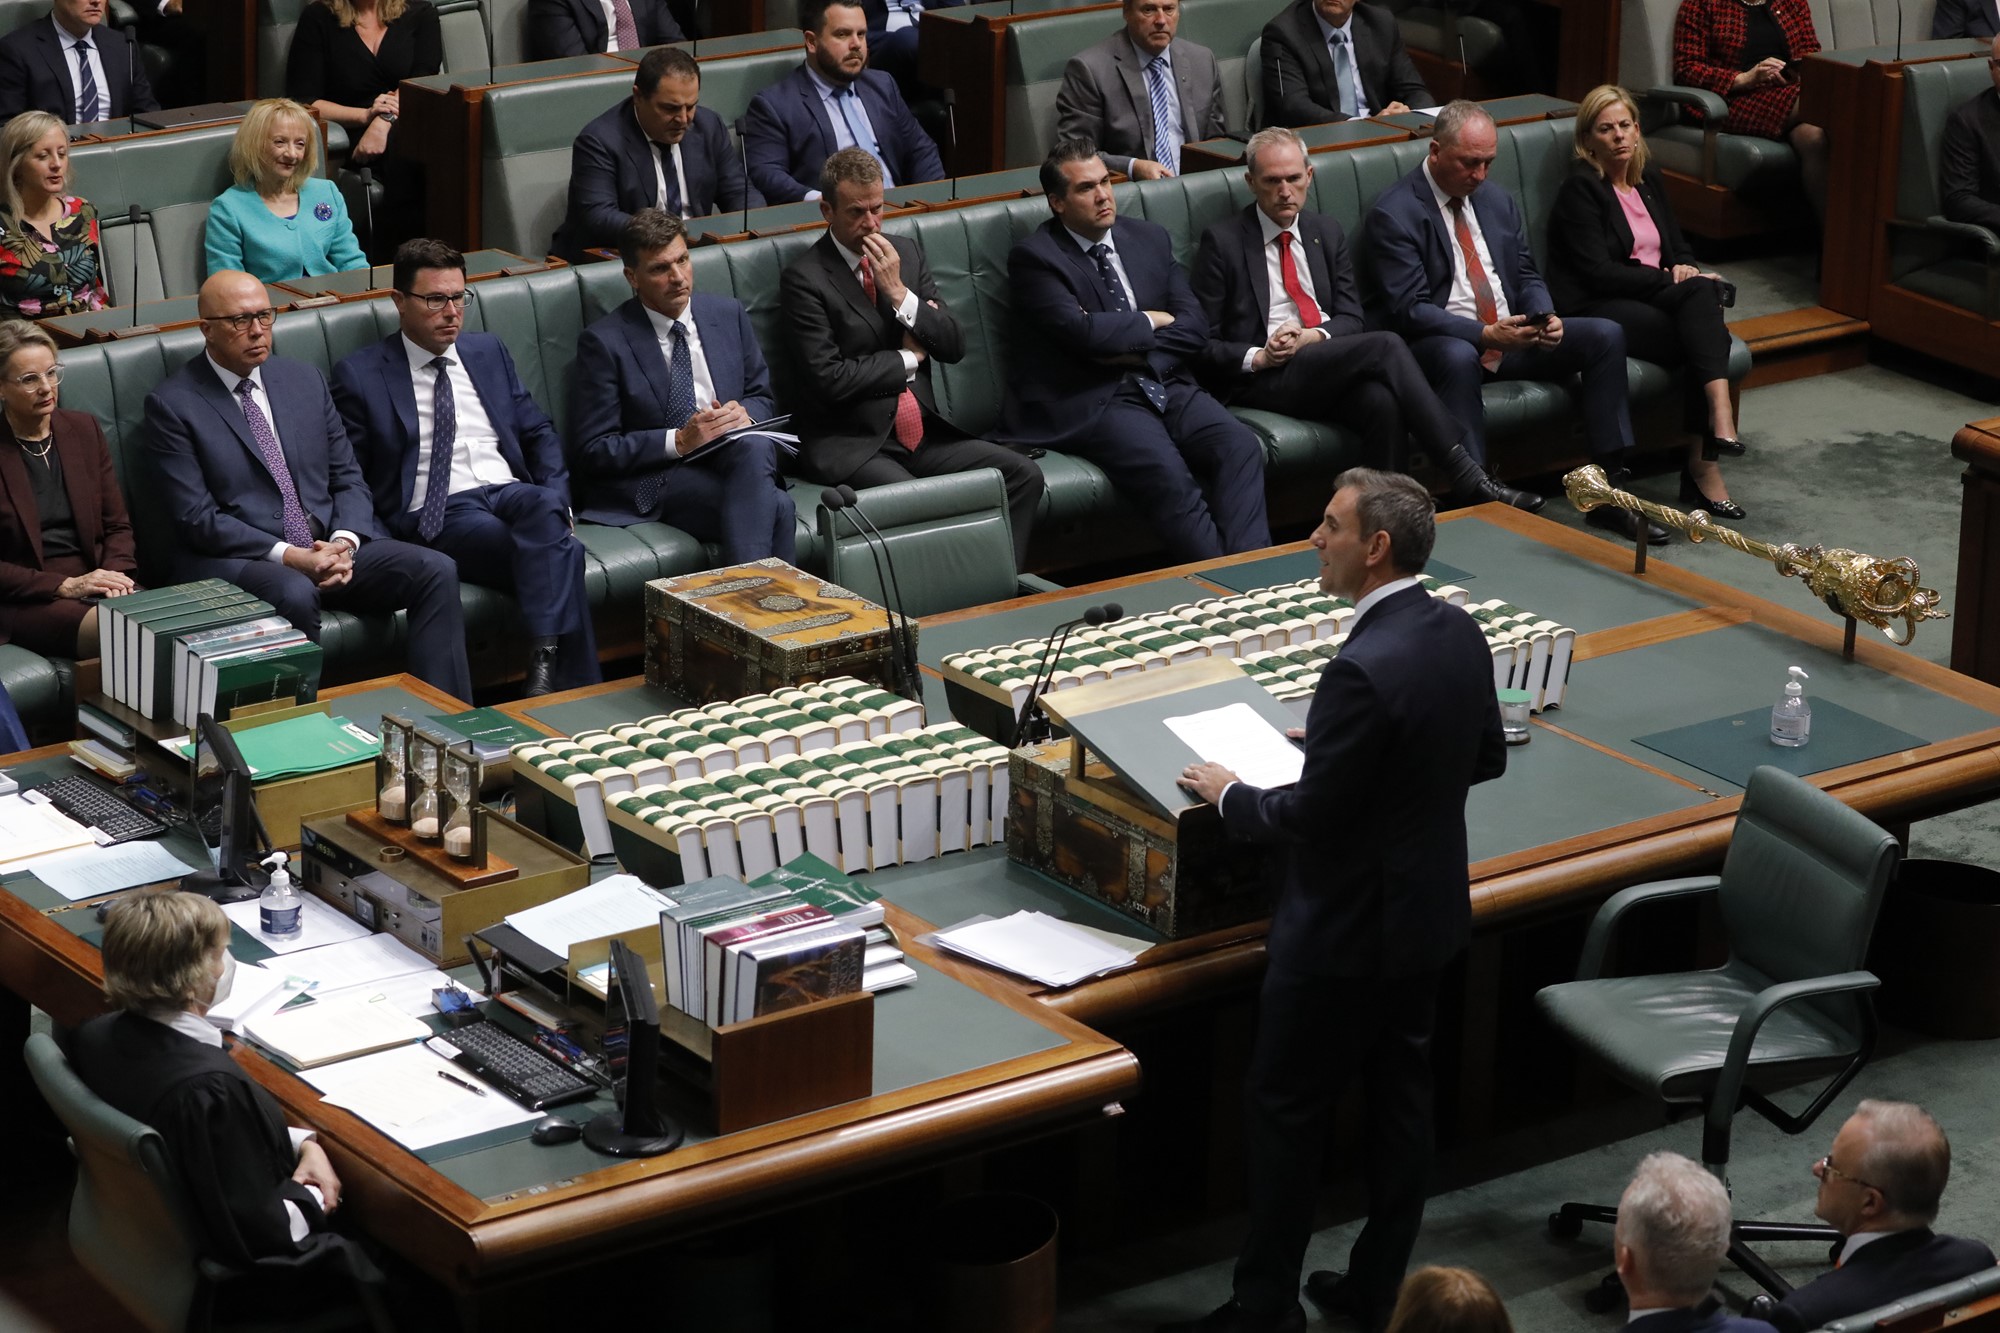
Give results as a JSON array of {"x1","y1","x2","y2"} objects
[{"x1": 1563, "y1": 465, "x2": 1948, "y2": 647}]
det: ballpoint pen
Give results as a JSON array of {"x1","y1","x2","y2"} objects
[{"x1": 436, "y1": 1069, "x2": 487, "y2": 1097}]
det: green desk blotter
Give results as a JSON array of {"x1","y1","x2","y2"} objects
[
  {"x1": 1202, "y1": 551, "x2": 1474, "y2": 594},
  {"x1": 1635, "y1": 701, "x2": 1928, "y2": 790},
  {"x1": 1467, "y1": 724, "x2": 1713, "y2": 861},
  {"x1": 917, "y1": 576, "x2": 1219, "y2": 669},
  {"x1": 523, "y1": 682, "x2": 689, "y2": 739},
  {"x1": 1430, "y1": 516, "x2": 1697, "y2": 634}
]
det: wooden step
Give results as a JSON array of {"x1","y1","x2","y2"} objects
[{"x1": 1732, "y1": 305, "x2": 1871, "y2": 388}]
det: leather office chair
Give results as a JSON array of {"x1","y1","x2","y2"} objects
[
  {"x1": 1536, "y1": 766, "x2": 1901, "y2": 1307},
  {"x1": 816, "y1": 469, "x2": 1060, "y2": 619},
  {"x1": 23, "y1": 1032, "x2": 394, "y2": 1333}
]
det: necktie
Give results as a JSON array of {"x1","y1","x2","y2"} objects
[
  {"x1": 608, "y1": 0, "x2": 639, "y2": 48},
  {"x1": 1145, "y1": 54, "x2": 1179, "y2": 174},
  {"x1": 637, "y1": 321, "x2": 694, "y2": 514},
  {"x1": 1448, "y1": 198, "x2": 1503, "y2": 372},
  {"x1": 234, "y1": 379, "x2": 313, "y2": 549},
  {"x1": 1275, "y1": 232, "x2": 1322, "y2": 329},
  {"x1": 418, "y1": 356, "x2": 456, "y2": 542},
  {"x1": 1330, "y1": 31, "x2": 1358, "y2": 118},
  {"x1": 1088, "y1": 243, "x2": 1167, "y2": 413},
  {"x1": 655, "y1": 143, "x2": 682, "y2": 216},
  {"x1": 859, "y1": 256, "x2": 924, "y2": 449},
  {"x1": 72, "y1": 39, "x2": 99, "y2": 124},
  {"x1": 835, "y1": 87, "x2": 882, "y2": 163}
]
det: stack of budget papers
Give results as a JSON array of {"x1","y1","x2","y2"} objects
[
  {"x1": 927, "y1": 911, "x2": 1147, "y2": 987},
  {"x1": 301, "y1": 1043, "x2": 542, "y2": 1150},
  {"x1": 503, "y1": 874, "x2": 675, "y2": 956}
]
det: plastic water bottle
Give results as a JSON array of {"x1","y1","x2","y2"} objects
[
  {"x1": 1770, "y1": 665, "x2": 1812, "y2": 748},
  {"x1": 258, "y1": 851, "x2": 302, "y2": 937}
]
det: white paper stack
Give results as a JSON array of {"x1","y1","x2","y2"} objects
[
  {"x1": 928, "y1": 911, "x2": 1146, "y2": 988},
  {"x1": 302, "y1": 1043, "x2": 542, "y2": 1149},
  {"x1": 239, "y1": 993, "x2": 431, "y2": 1067},
  {"x1": 503, "y1": 874, "x2": 675, "y2": 956}
]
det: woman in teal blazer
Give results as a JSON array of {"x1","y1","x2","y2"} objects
[{"x1": 205, "y1": 98, "x2": 366, "y2": 282}]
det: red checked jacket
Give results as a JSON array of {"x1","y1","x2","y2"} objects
[{"x1": 1671, "y1": 0, "x2": 1821, "y2": 141}]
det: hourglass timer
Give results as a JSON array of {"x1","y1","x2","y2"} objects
[
  {"x1": 407, "y1": 730, "x2": 446, "y2": 844},
  {"x1": 375, "y1": 714, "x2": 414, "y2": 825},
  {"x1": 441, "y1": 742, "x2": 486, "y2": 866}
]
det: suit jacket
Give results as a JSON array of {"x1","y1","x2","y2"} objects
[
  {"x1": 1932, "y1": 0, "x2": 2000, "y2": 40},
  {"x1": 525, "y1": 0, "x2": 683, "y2": 59},
  {"x1": 1545, "y1": 160, "x2": 1699, "y2": 314},
  {"x1": 1362, "y1": 163, "x2": 1553, "y2": 343},
  {"x1": 1221, "y1": 583, "x2": 1506, "y2": 978},
  {"x1": 551, "y1": 99, "x2": 759, "y2": 262},
  {"x1": 65, "y1": 1011, "x2": 324, "y2": 1266},
  {"x1": 0, "y1": 407, "x2": 136, "y2": 613},
  {"x1": 330, "y1": 332, "x2": 570, "y2": 529},
  {"x1": 1628, "y1": 1308, "x2": 1780, "y2": 1333},
  {"x1": 1054, "y1": 30, "x2": 1227, "y2": 177},
  {"x1": 858, "y1": 0, "x2": 965, "y2": 44},
  {"x1": 143, "y1": 353, "x2": 382, "y2": 563},
  {"x1": 1771, "y1": 1230, "x2": 1998, "y2": 1333},
  {"x1": 1261, "y1": 0, "x2": 1429, "y2": 129},
  {"x1": 1191, "y1": 203, "x2": 1365, "y2": 396},
  {"x1": 741, "y1": 64, "x2": 944, "y2": 204},
  {"x1": 204, "y1": 179, "x2": 367, "y2": 285},
  {"x1": 998, "y1": 214, "x2": 1209, "y2": 451},
  {"x1": 569, "y1": 292, "x2": 777, "y2": 524},
  {"x1": 0, "y1": 15, "x2": 158, "y2": 125},
  {"x1": 778, "y1": 230, "x2": 963, "y2": 482},
  {"x1": 1942, "y1": 87, "x2": 2000, "y2": 234},
  {"x1": 1671, "y1": 0, "x2": 1819, "y2": 141}
]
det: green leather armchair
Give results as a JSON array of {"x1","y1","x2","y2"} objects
[{"x1": 1537, "y1": 765, "x2": 1901, "y2": 1304}]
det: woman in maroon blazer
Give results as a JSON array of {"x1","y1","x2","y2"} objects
[
  {"x1": 0, "y1": 318, "x2": 138, "y2": 657},
  {"x1": 1672, "y1": 0, "x2": 1828, "y2": 217}
]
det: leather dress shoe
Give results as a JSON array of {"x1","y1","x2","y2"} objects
[
  {"x1": 1701, "y1": 432, "x2": 1746, "y2": 461},
  {"x1": 523, "y1": 637, "x2": 561, "y2": 697},
  {"x1": 1585, "y1": 504, "x2": 1669, "y2": 546},
  {"x1": 1443, "y1": 445, "x2": 1545, "y2": 514},
  {"x1": 1157, "y1": 1298, "x2": 1306, "y2": 1333},
  {"x1": 1679, "y1": 468, "x2": 1746, "y2": 521},
  {"x1": 1305, "y1": 1271, "x2": 1386, "y2": 1330}
]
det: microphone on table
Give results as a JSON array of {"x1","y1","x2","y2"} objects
[
  {"x1": 821, "y1": 486, "x2": 919, "y2": 701},
  {"x1": 128, "y1": 204, "x2": 142, "y2": 328},
  {"x1": 734, "y1": 115, "x2": 753, "y2": 235},
  {"x1": 834, "y1": 483, "x2": 922, "y2": 698},
  {"x1": 1012, "y1": 601, "x2": 1124, "y2": 748}
]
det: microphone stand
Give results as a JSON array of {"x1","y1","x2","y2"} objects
[
  {"x1": 1011, "y1": 602, "x2": 1121, "y2": 747},
  {"x1": 837, "y1": 485, "x2": 922, "y2": 699},
  {"x1": 822, "y1": 488, "x2": 917, "y2": 700}
]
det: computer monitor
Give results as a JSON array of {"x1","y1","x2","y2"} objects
[
  {"x1": 179, "y1": 713, "x2": 272, "y2": 903},
  {"x1": 583, "y1": 938, "x2": 683, "y2": 1157}
]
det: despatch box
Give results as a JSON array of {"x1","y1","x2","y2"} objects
[
  {"x1": 1005, "y1": 741, "x2": 1276, "y2": 940},
  {"x1": 644, "y1": 559, "x2": 910, "y2": 703}
]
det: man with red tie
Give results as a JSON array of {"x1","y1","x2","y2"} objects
[
  {"x1": 778, "y1": 147, "x2": 1043, "y2": 569},
  {"x1": 1192, "y1": 126, "x2": 1539, "y2": 512}
]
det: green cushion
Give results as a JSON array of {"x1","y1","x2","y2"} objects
[
  {"x1": 817, "y1": 470, "x2": 1021, "y2": 616},
  {"x1": 1647, "y1": 123, "x2": 1800, "y2": 194},
  {"x1": 1894, "y1": 258, "x2": 1994, "y2": 313},
  {"x1": 0, "y1": 643, "x2": 65, "y2": 739},
  {"x1": 1899, "y1": 55, "x2": 1994, "y2": 221}
]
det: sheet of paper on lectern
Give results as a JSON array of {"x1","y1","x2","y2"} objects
[{"x1": 1164, "y1": 701, "x2": 1304, "y2": 790}]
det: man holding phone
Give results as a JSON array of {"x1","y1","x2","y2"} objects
[{"x1": 1363, "y1": 101, "x2": 1662, "y2": 543}]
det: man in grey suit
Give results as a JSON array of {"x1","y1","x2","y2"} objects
[
  {"x1": 1261, "y1": 0, "x2": 1429, "y2": 129},
  {"x1": 1054, "y1": 0, "x2": 1226, "y2": 180}
]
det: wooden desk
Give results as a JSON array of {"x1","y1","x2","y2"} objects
[
  {"x1": 41, "y1": 283, "x2": 296, "y2": 348},
  {"x1": 272, "y1": 251, "x2": 559, "y2": 304},
  {"x1": 916, "y1": 0, "x2": 1119, "y2": 177}
]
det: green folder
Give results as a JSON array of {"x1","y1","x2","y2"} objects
[{"x1": 175, "y1": 711, "x2": 379, "y2": 781}]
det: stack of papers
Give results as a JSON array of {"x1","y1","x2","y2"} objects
[
  {"x1": 222, "y1": 894, "x2": 373, "y2": 954},
  {"x1": 21, "y1": 840, "x2": 199, "y2": 900},
  {"x1": 239, "y1": 993, "x2": 431, "y2": 1067},
  {"x1": 503, "y1": 874, "x2": 675, "y2": 956},
  {"x1": 1164, "y1": 701, "x2": 1304, "y2": 790},
  {"x1": 0, "y1": 793, "x2": 95, "y2": 872},
  {"x1": 302, "y1": 1043, "x2": 542, "y2": 1150},
  {"x1": 928, "y1": 911, "x2": 1147, "y2": 988}
]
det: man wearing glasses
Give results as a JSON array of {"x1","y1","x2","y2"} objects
[
  {"x1": 141, "y1": 270, "x2": 472, "y2": 702},
  {"x1": 333, "y1": 239, "x2": 598, "y2": 697},
  {"x1": 1758, "y1": 1100, "x2": 1994, "y2": 1333}
]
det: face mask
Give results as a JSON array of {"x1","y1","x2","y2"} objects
[{"x1": 207, "y1": 950, "x2": 236, "y2": 1008}]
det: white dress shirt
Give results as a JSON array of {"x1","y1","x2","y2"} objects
[
  {"x1": 1065, "y1": 225, "x2": 1139, "y2": 310},
  {"x1": 1422, "y1": 159, "x2": 1512, "y2": 326},
  {"x1": 1838, "y1": 1230, "x2": 1896, "y2": 1265},
  {"x1": 1132, "y1": 38, "x2": 1184, "y2": 160},
  {"x1": 643, "y1": 301, "x2": 719, "y2": 457},
  {"x1": 401, "y1": 334, "x2": 517, "y2": 511},
  {"x1": 1311, "y1": 9, "x2": 1373, "y2": 117},
  {"x1": 884, "y1": 0, "x2": 924, "y2": 31},
  {"x1": 55, "y1": 16, "x2": 109, "y2": 123},
  {"x1": 594, "y1": 0, "x2": 623, "y2": 50},
  {"x1": 144, "y1": 1007, "x2": 320, "y2": 1242},
  {"x1": 804, "y1": 65, "x2": 895, "y2": 199},
  {"x1": 832, "y1": 236, "x2": 921, "y2": 378},
  {"x1": 204, "y1": 352, "x2": 362, "y2": 563},
  {"x1": 650, "y1": 140, "x2": 691, "y2": 218},
  {"x1": 1244, "y1": 209, "x2": 1328, "y2": 372}
]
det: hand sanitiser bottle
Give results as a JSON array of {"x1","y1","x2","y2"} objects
[
  {"x1": 1770, "y1": 665, "x2": 1811, "y2": 748},
  {"x1": 258, "y1": 851, "x2": 301, "y2": 937}
]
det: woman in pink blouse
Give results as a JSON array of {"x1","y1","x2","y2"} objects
[{"x1": 1547, "y1": 85, "x2": 1743, "y2": 518}]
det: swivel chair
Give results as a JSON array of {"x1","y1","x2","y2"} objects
[{"x1": 1536, "y1": 766, "x2": 1900, "y2": 1308}]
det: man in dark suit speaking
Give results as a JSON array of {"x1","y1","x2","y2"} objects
[
  {"x1": 1193, "y1": 126, "x2": 1538, "y2": 512},
  {"x1": 1941, "y1": 35, "x2": 2000, "y2": 233},
  {"x1": 552, "y1": 46, "x2": 759, "y2": 262},
  {"x1": 333, "y1": 239, "x2": 598, "y2": 696},
  {"x1": 1174, "y1": 469, "x2": 1505, "y2": 1333},
  {"x1": 570, "y1": 209, "x2": 796, "y2": 564},
  {"x1": 0, "y1": 0, "x2": 157, "y2": 125},
  {"x1": 142, "y1": 270, "x2": 470, "y2": 702},
  {"x1": 1260, "y1": 0, "x2": 1428, "y2": 130},
  {"x1": 779, "y1": 148, "x2": 1041, "y2": 568}
]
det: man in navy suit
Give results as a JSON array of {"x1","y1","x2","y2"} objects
[
  {"x1": 1260, "y1": 0, "x2": 1429, "y2": 130},
  {"x1": 552, "y1": 46, "x2": 760, "y2": 263},
  {"x1": 741, "y1": 0, "x2": 944, "y2": 204},
  {"x1": 1054, "y1": 0, "x2": 1228, "y2": 180},
  {"x1": 526, "y1": 0, "x2": 683, "y2": 60},
  {"x1": 1175, "y1": 469, "x2": 1505, "y2": 1333},
  {"x1": 1615, "y1": 1152, "x2": 1781, "y2": 1333},
  {"x1": 1934, "y1": 0, "x2": 2000, "y2": 40},
  {"x1": 1364, "y1": 101, "x2": 1662, "y2": 543},
  {"x1": 1763, "y1": 1102, "x2": 1997, "y2": 1333},
  {"x1": 570, "y1": 209, "x2": 795, "y2": 564},
  {"x1": 1194, "y1": 127, "x2": 1539, "y2": 512},
  {"x1": 332, "y1": 240, "x2": 598, "y2": 696},
  {"x1": 0, "y1": 0, "x2": 157, "y2": 125},
  {"x1": 1001, "y1": 137, "x2": 1268, "y2": 563},
  {"x1": 142, "y1": 271, "x2": 471, "y2": 702}
]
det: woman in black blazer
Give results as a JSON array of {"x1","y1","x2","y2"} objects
[{"x1": 1548, "y1": 84, "x2": 1745, "y2": 518}]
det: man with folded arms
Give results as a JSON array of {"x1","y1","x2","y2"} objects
[{"x1": 570, "y1": 209, "x2": 796, "y2": 564}]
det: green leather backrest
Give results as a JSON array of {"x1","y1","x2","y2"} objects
[
  {"x1": 1720, "y1": 765, "x2": 1899, "y2": 987},
  {"x1": 491, "y1": 0, "x2": 531, "y2": 68},
  {"x1": 438, "y1": 0, "x2": 490, "y2": 74},
  {"x1": 257, "y1": 0, "x2": 309, "y2": 99},
  {"x1": 817, "y1": 468, "x2": 1018, "y2": 615},
  {"x1": 1899, "y1": 56, "x2": 1993, "y2": 220},
  {"x1": 690, "y1": 46, "x2": 810, "y2": 130},
  {"x1": 71, "y1": 122, "x2": 252, "y2": 301},
  {"x1": 0, "y1": 0, "x2": 46, "y2": 33},
  {"x1": 482, "y1": 71, "x2": 634, "y2": 256}
]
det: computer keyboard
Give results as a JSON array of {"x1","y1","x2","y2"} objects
[
  {"x1": 26, "y1": 774, "x2": 166, "y2": 844},
  {"x1": 427, "y1": 1020, "x2": 596, "y2": 1111}
]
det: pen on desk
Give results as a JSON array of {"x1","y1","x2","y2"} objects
[{"x1": 436, "y1": 1069, "x2": 487, "y2": 1097}]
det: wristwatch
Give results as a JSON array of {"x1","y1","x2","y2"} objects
[{"x1": 376, "y1": 111, "x2": 398, "y2": 124}]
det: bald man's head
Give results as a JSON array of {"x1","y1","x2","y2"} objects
[{"x1": 198, "y1": 271, "x2": 275, "y2": 376}]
